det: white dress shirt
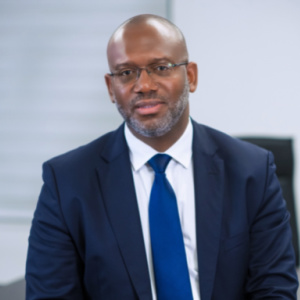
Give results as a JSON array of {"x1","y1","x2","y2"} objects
[{"x1": 124, "y1": 119, "x2": 200, "y2": 300}]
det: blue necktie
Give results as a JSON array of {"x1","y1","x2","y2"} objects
[{"x1": 148, "y1": 154, "x2": 193, "y2": 300}]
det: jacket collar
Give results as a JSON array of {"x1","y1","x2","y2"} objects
[
  {"x1": 97, "y1": 123, "x2": 153, "y2": 299},
  {"x1": 192, "y1": 120, "x2": 224, "y2": 300}
]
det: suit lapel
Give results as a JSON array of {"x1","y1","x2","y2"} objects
[
  {"x1": 96, "y1": 125, "x2": 152, "y2": 300},
  {"x1": 192, "y1": 121, "x2": 224, "y2": 300}
]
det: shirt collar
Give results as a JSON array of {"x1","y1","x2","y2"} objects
[{"x1": 125, "y1": 119, "x2": 193, "y2": 171}]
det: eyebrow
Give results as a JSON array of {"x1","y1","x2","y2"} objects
[{"x1": 113, "y1": 57, "x2": 174, "y2": 70}]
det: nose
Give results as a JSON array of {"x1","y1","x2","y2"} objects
[{"x1": 133, "y1": 68, "x2": 158, "y2": 93}]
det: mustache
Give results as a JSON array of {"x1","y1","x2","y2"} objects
[{"x1": 130, "y1": 91, "x2": 165, "y2": 105}]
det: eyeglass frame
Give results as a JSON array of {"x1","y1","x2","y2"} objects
[{"x1": 108, "y1": 61, "x2": 189, "y2": 84}]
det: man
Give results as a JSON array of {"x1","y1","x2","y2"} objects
[{"x1": 26, "y1": 14, "x2": 298, "y2": 299}]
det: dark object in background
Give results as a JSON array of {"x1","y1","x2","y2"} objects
[
  {"x1": 0, "y1": 278, "x2": 25, "y2": 300},
  {"x1": 239, "y1": 137, "x2": 299, "y2": 267}
]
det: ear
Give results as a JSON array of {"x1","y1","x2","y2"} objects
[
  {"x1": 104, "y1": 73, "x2": 115, "y2": 103},
  {"x1": 186, "y1": 62, "x2": 198, "y2": 93}
]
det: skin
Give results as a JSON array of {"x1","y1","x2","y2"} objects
[{"x1": 105, "y1": 14, "x2": 198, "y2": 152}]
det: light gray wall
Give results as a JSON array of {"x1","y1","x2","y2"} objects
[{"x1": 172, "y1": 0, "x2": 300, "y2": 218}]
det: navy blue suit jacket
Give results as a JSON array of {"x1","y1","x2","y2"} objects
[{"x1": 26, "y1": 120, "x2": 298, "y2": 299}]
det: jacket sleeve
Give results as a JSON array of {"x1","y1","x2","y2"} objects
[
  {"x1": 245, "y1": 151, "x2": 298, "y2": 298},
  {"x1": 25, "y1": 162, "x2": 86, "y2": 300}
]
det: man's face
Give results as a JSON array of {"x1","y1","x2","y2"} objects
[
  {"x1": 114, "y1": 77, "x2": 190, "y2": 138},
  {"x1": 105, "y1": 23, "x2": 197, "y2": 138}
]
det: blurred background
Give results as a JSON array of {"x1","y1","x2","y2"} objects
[{"x1": 0, "y1": 0, "x2": 299, "y2": 298}]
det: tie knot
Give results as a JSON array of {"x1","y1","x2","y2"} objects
[{"x1": 148, "y1": 154, "x2": 172, "y2": 174}]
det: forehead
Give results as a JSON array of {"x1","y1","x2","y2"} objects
[{"x1": 107, "y1": 21, "x2": 186, "y2": 68}]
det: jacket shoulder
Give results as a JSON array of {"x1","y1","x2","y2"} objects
[
  {"x1": 45, "y1": 124, "x2": 125, "y2": 171},
  {"x1": 193, "y1": 121, "x2": 269, "y2": 157}
]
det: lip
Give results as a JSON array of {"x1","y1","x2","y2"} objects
[{"x1": 134, "y1": 100, "x2": 165, "y2": 115}]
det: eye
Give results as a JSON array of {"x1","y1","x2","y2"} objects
[
  {"x1": 119, "y1": 69, "x2": 134, "y2": 77},
  {"x1": 155, "y1": 64, "x2": 171, "y2": 72}
]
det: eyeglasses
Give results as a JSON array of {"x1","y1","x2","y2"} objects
[{"x1": 109, "y1": 62, "x2": 188, "y2": 85}]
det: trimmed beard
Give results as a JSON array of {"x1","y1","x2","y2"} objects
[{"x1": 114, "y1": 80, "x2": 190, "y2": 138}]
